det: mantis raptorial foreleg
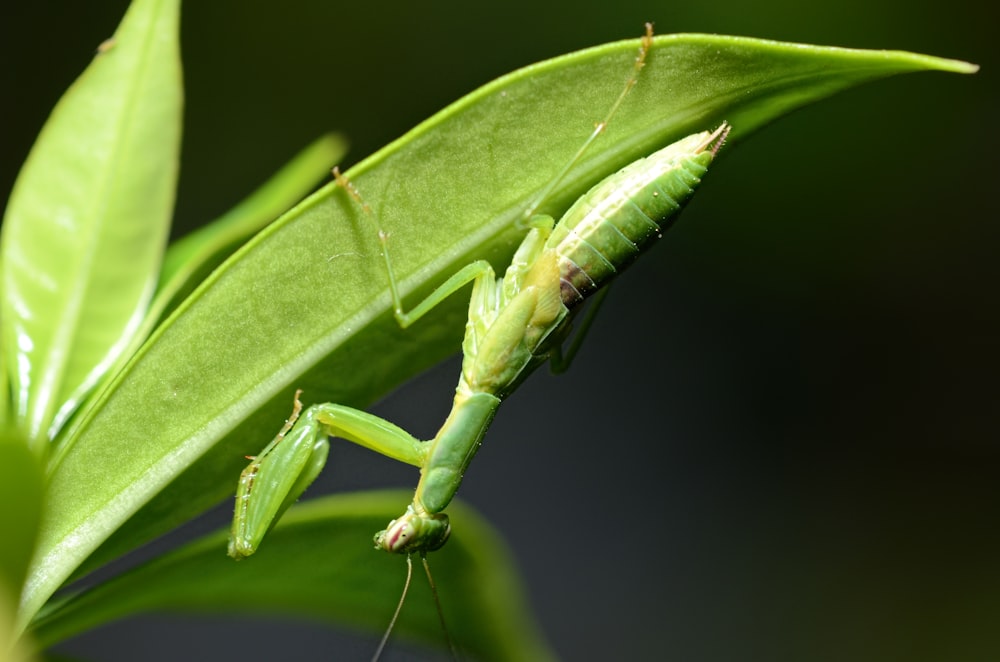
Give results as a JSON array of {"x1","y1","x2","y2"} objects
[{"x1": 230, "y1": 392, "x2": 430, "y2": 559}]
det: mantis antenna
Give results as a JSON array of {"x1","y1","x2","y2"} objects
[{"x1": 372, "y1": 553, "x2": 457, "y2": 662}]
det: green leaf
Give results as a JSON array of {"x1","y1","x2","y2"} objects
[
  {"x1": 30, "y1": 492, "x2": 554, "y2": 662},
  {"x1": 0, "y1": 0, "x2": 182, "y2": 449},
  {"x1": 23, "y1": 34, "x2": 975, "y2": 625}
]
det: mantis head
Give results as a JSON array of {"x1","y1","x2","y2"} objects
[{"x1": 374, "y1": 507, "x2": 451, "y2": 554}]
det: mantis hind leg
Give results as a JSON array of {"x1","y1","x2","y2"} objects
[
  {"x1": 548, "y1": 285, "x2": 612, "y2": 374},
  {"x1": 522, "y1": 22, "x2": 654, "y2": 221}
]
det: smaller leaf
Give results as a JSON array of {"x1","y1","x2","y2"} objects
[
  {"x1": 30, "y1": 492, "x2": 554, "y2": 662},
  {"x1": 0, "y1": 0, "x2": 182, "y2": 448}
]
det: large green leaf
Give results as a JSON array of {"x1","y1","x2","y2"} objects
[
  {"x1": 30, "y1": 492, "x2": 554, "y2": 662},
  {"x1": 23, "y1": 34, "x2": 975, "y2": 625},
  {"x1": 152, "y1": 133, "x2": 349, "y2": 326},
  {"x1": 0, "y1": 0, "x2": 182, "y2": 449}
]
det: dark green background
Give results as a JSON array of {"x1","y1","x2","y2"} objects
[{"x1": 2, "y1": 1, "x2": 996, "y2": 660}]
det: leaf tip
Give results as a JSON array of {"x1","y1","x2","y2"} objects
[{"x1": 931, "y1": 57, "x2": 980, "y2": 75}]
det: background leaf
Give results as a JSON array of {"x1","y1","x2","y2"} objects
[
  {"x1": 0, "y1": 0, "x2": 182, "y2": 448},
  {"x1": 32, "y1": 493, "x2": 553, "y2": 662},
  {"x1": 22, "y1": 34, "x2": 974, "y2": 630}
]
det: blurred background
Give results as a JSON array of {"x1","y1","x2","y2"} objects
[{"x1": 2, "y1": 0, "x2": 996, "y2": 660}]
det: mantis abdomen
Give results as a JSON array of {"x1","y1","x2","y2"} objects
[{"x1": 549, "y1": 124, "x2": 729, "y2": 307}]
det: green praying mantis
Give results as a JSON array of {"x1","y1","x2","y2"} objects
[
  {"x1": 227, "y1": 26, "x2": 726, "y2": 651},
  {"x1": 229, "y1": 24, "x2": 728, "y2": 562},
  {"x1": 226, "y1": 21, "x2": 727, "y2": 656}
]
